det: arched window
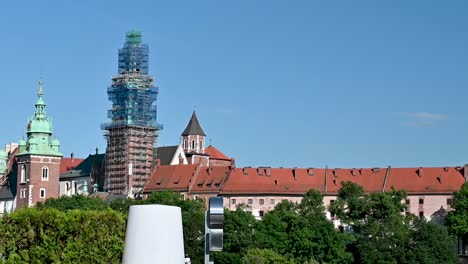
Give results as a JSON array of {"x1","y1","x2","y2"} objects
[
  {"x1": 42, "y1": 166, "x2": 49, "y2": 181},
  {"x1": 191, "y1": 140, "x2": 195, "y2": 149},
  {"x1": 183, "y1": 140, "x2": 187, "y2": 150},
  {"x1": 20, "y1": 165, "x2": 26, "y2": 183},
  {"x1": 200, "y1": 140, "x2": 203, "y2": 149}
]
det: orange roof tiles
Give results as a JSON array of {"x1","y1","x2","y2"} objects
[
  {"x1": 60, "y1": 157, "x2": 85, "y2": 174},
  {"x1": 144, "y1": 164, "x2": 198, "y2": 193},
  {"x1": 384, "y1": 167, "x2": 465, "y2": 194},
  {"x1": 205, "y1": 145, "x2": 230, "y2": 160},
  {"x1": 143, "y1": 165, "x2": 467, "y2": 196}
]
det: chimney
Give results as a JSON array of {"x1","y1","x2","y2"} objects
[
  {"x1": 71, "y1": 153, "x2": 74, "y2": 162},
  {"x1": 307, "y1": 168, "x2": 314, "y2": 176},
  {"x1": 95, "y1": 147, "x2": 99, "y2": 155},
  {"x1": 417, "y1": 167, "x2": 423, "y2": 177},
  {"x1": 178, "y1": 154, "x2": 184, "y2": 164},
  {"x1": 265, "y1": 167, "x2": 271, "y2": 176},
  {"x1": 230, "y1": 158, "x2": 236, "y2": 168}
]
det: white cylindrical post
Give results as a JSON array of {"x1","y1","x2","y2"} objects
[{"x1": 123, "y1": 204, "x2": 185, "y2": 264}]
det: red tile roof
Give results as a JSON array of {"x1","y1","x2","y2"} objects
[
  {"x1": 144, "y1": 164, "x2": 198, "y2": 193},
  {"x1": 205, "y1": 145, "x2": 230, "y2": 161},
  {"x1": 143, "y1": 165, "x2": 467, "y2": 196},
  {"x1": 60, "y1": 157, "x2": 85, "y2": 174},
  {"x1": 384, "y1": 167, "x2": 465, "y2": 194}
]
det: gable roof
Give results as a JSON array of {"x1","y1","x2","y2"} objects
[
  {"x1": 155, "y1": 146, "x2": 179, "y2": 166},
  {"x1": 60, "y1": 154, "x2": 104, "y2": 180},
  {"x1": 144, "y1": 164, "x2": 199, "y2": 193},
  {"x1": 144, "y1": 164, "x2": 467, "y2": 196},
  {"x1": 181, "y1": 111, "x2": 206, "y2": 136},
  {"x1": 60, "y1": 157, "x2": 85, "y2": 174},
  {"x1": 205, "y1": 145, "x2": 230, "y2": 161}
]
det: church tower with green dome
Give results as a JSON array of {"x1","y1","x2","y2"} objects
[{"x1": 15, "y1": 81, "x2": 62, "y2": 208}]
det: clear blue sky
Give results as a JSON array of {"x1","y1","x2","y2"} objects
[{"x1": 1, "y1": 1, "x2": 467, "y2": 168}]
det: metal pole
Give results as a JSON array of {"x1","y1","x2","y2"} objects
[{"x1": 204, "y1": 211, "x2": 214, "y2": 264}]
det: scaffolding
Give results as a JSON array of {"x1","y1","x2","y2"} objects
[{"x1": 103, "y1": 31, "x2": 162, "y2": 196}]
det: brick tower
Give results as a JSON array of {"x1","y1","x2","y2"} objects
[
  {"x1": 15, "y1": 81, "x2": 62, "y2": 208},
  {"x1": 103, "y1": 31, "x2": 162, "y2": 196}
]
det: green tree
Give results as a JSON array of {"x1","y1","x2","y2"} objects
[
  {"x1": 213, "y1": 208, "x2": 257, "y2": 264},
  {"x1": 109, "y1": 190, "x2": 206, "y2": 264},
  {"x1": 404, "y1": 218, "x2": 457, "y2": 264},
  {"x1": 330, "y1": 181, "x2": 457, "y2": 264},
  {"x1": 240, "y1": 248, "x2": 295, "y2": 264},
  {"x1": 446, "y1": 182, "x2": 468, "y2": 248},
  {"x1": 255, "y1": 191, "x2": 352, "y2": 264},
  {"x1": 0, "y1": 208, "x2": 125, "y2": 263},
  {"x1": 36, "y1": 194, "x2": 110, "y2": 211}
]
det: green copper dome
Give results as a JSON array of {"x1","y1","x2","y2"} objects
[
  {"x1": 0, "y1": 150, "x2": 7, "y2": 160},
  {"x1": 51, "y1": 138, "x2": 60, "y2": 146},
  {"x1": 27, "y1": 119, "x2": 52, "y2": 134},
  {"x1": 19, "y1": 139, "x2": 26, "y2": 146},
  {"x1": 17, "y1": 81, "x2": 62, "y2": 157}
]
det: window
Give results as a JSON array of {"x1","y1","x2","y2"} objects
[
  {"x1": 194, "y1": 195, "x2": 199, "y2": 201},
  {"x1": 248, "y1": 199, "x2": 253, "y2": 205},
  {"x1": 40, "y1": 188, "x2": 46, "y2": 199},
  {"x1": 259, "y1": 211, "x2": 264, "y2": 217},
  {"x1": 184, "y1": 140, "x2": 187, "y2": 149},
  {"x1": 259, "y1": 199, "x2": 264, "y2": 205},
  {"x1": 200, "y1": 140, "x2": 203, "y2": 149},
  {"x1": 232, "y1": 199, "x2": 236, "y2": 205},
  {"x1": 270, "y1": 199, "x2": 275, "y2": 205},
  {"x1": 41, "y1": 166, "x2": 49, "y2": 181},
  {"x1": 419, "y1": 199, "x2": 424, "y2": 205},
  {"x1": 419, "y1": 211, "x2": 424, "y2": 218},
  {"x1": 19, "y1": 189, "x2": 26, "y2": 198},
  {"x1": 405, "y1": 199, "x2": 410, "y2": 205},
  {"x1": 180, "y1": 193, "x2": 185, "y2": 200},
  {"x1": 20, "y1": 165, "x2": 26, "y2": 183},
  {"x1": 330, "y1": 199, "x2": 335, "y2": 205},
  {"x1": 191, "y1": 140, "x2": 195, "y2": 149}
]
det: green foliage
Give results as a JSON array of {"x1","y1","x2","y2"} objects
[
  {"x1": 36, "y1": 194, "x2": 110, "y2": 211},
  {"x1": 0, "y1": 208, "x2": 125, "y2": 263},
  {"x1": 330, "y1": 181, "x2": 457, "y2": 264},
  {"x1": 446, "y1": 182, "x2": 468, "y2": 238},
  {"x1": 110, "y1": 190, "x2": 206, "y2": 264},
  {"x1": 404, "y1": 219, "x2": 457, "y2": 264},
  {"x1": 240, "y1": 248, "x2": 295, "y2": 264},
  {"x1": 213, "y1": 208, "x2": 257, "y2": 264},
  {"x1": 255, "y1": 190, "x2": 353, "y2": 264}
]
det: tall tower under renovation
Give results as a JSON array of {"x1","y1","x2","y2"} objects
[{"x1": 104, "y1": 31, "x2": 161, "y2": 196}]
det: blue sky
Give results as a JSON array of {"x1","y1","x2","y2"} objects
[{"x1": 0, "y1": 1, "x2": 467, "y2": 168}]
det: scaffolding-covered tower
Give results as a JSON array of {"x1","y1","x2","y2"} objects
[{"x1": 103, "y1": 31, "x2": 162, "y2": 196}]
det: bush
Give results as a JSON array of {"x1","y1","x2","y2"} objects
[{"x1": 0, "y1": 208, "x2": 126, "y2": 263}]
